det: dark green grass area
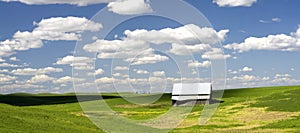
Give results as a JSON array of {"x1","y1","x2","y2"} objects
[
  {"x1": 0, "y1": 103, "x2": 103, "y2": 133},
  {"x1": 251, "y1": 87, "x2": 300, "y2": 112},
  {"x1": 220, "y1": 86, "x2": 298, "y2": 106},
  {"x1": 0, "y1": 86, "x2": 300, "y2": 132},
  {"x1": 258, "y1": 115, "x2": 300, "y2": 129},
  {"x1": 0, "y1": 93, "x2": 120, "y2": 106},
  {"x1": 170, "y1": 124, "x2": 245, "y2": 132}
]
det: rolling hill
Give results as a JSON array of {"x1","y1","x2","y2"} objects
[{"x1": 0, "y1": 86, "x2": 299, "y2": 132}]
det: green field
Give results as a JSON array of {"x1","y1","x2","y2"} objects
[{"x1": 1, "y1": 86, "x2": 300, "y2": 132}]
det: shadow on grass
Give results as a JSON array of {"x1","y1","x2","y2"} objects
[
  {"x1": 0, "y1": 93, "x2": 121, "y2": 106},
  {"x1": 209, "y1": 99, "x2": 224, "y2": 104},
  {"x1": 251, "y1": 88, "x2": 300, "y2": 112}
]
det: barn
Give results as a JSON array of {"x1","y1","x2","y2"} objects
[{"x1": 171, "y1": 83, "x2": 212, "y2": 106}]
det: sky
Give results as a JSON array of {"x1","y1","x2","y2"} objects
[{"x1": 0, "y1": 0, "x2": 300, "y2": 94}]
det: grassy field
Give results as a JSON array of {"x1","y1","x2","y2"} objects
[{"x1": 0, "y1": 86, "x2": 300, "y2": 132}]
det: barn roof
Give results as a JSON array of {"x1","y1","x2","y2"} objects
[{"x1": 172, "y1": 83, "x2": 212, "y2": 95}]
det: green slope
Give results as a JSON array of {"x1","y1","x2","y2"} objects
[{"x1": 0, "y1": 86, "x2": 299, "y2": 132}]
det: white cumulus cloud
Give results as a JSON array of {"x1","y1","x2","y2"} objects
[
  {"x1": 0, "y1": 16, "x2": 102, "y2": 58},
  {"x1": 225, "y1": 26, "x2": 300, "y2": 52},
  {"x1": 56, "y1": 55, "x2": 95, "y2": 70},
  {"x1": 240, "y1": 67, "x2": 253, "y2": 72},
  {"x1": 213, "y1": 0, "x2": 257, "y2": 7},
  {"x1": 134, "y1": 69, "x2": 149, "y2": 74},
  {"x1": 95, "y1": 68, "x2": 105, "y2": 75},
  {"x1": 108, "y1": 0, "x2": 153, "y2": 15},
  {"x1": 1, "y1": 0, "x2": 154, "y2": 15},
  {"x1": 114, "y1": 66, "x2": 129, "y2": 71},
  {"x1": 0, "y1": 0, "x2": 114, "y2": 6},
  {"x1": 0, "y1": 74, "x2": 16, "y2": 84},
  {"x1": 188, "y1": 60, "x2": 211, "y2": 68},
  {"x1": 11, "y1": 67, "x2": 63, "y2": 76},
  {"x1": 26, "y1": 74, "x2": 55, "y2": 84},
  {"x1": 0, "y1": 63, "x2": 21, "y2": 68},
  {"x1": 152, "y1": 71, "x2": 165, "y2": 77},
  {"x1": 84, "y1": 24, "x2": 228, "y2": 65}
]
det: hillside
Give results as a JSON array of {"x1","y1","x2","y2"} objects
[{"x1": 0, "y1": 86, "x2": 299, "y2": 132}]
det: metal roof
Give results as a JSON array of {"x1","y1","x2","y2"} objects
[{"x1": 172, "y1": 83, "x2": 212, "y2": 95}]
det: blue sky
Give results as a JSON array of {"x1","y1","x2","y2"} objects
[{"x1": 0, "y1": 0, "x2": 300, "y2": 94}]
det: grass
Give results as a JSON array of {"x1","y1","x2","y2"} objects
[{"x1": 0, "y1": 86, "x2": 300, "y2": 132}]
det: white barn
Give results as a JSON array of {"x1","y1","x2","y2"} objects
[{"x1": 171, "y1": 83, "x2": 212, "y2": 106}]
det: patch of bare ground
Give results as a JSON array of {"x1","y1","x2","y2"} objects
[
  {"x1": 235, "y1": 107, "x2": 299, "y2": 123},
  {"x1": 114, "y1": 102, "x2": 169, "y2": 108},
  {"x1": 178, "y1": 101, "x2": 300, "y2": 130},
  {"x1": 70, "y1": 112, "x2": 88, "y2": 117},
  {"x1": 175, "y1": 128, "x2": 295, "y2": 133},
  {"x1": 232, "y1": 107, "x2": 300, "y2": 129},
  {"x1": 213, "y1": 128, "x2": 295, "y2": 133},
  {"x1": 209, "y1": 101, "x2": 300, "y2": 130},
  {"x1": 118, "y1": 111, "x2": 165, "y2": 117}
]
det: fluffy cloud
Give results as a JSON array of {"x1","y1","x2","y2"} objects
[
  {"x1": 53, "y1": 76, "x2": 73, "y2": 84},
  {"x1": 84, "y1": 24, "x2": 228, "y2": 65},
  {"x1": 26, "y1": 74, "x2": 55, "y2": 84},
  {"x1": 240, "y1": 67, "x2": 253, "y2": 72},
  {"x1": 213, "y1": 0, "x2": 257, "y2": 7},
  {"x1": 9, "y1": 57, "x2": 20, "y2": 61},
  {"x1": 201, "y1": 48, "x2": 231, "y2": 60},
  {"x1": 270, "y1": 74, "x2": 298, "y2": 84},
  {"x1": 125, "y1": 24, "x2": 229, "y2": 45},
  {"x1": 0, "y1": 63, "x2": 20, "y2": 68},
  {"x1": 225, "y1": 74, "x2": 300, "y2": 89},
  {"x1": 228, "y1": 69, "x2": 238, "y2": 74},
  {"x1": 84, "y1": 39, "x2": 168, "y2": 65},
  {"x1": 0, "y1": 84, "x2": 43, "y2": 91},
  {"x1": 274, "y1": 74, "x2": 291, "y2": 79},
  {"x1": 169, "y1": 43, "x2": 208, "y2": 56},
  {"x1": 0, "y1": 0, "x2": 113, "y2": 6},
  {"x1": 226, "y1": 74, "x2": 270, "y2": 89},
  {"x1": 11, "y1": 68, "x2": 36, "y2": 75},
  {"x1": 11, "y1": 67, "x2": 63, "y2": 76},
  {"x1": 0, "y1": 16, "x2": 102, "y2": 58},
  {"x1": 134, "y1": 69, "x2": 149, "y2": 74},
  {"x1": 1, "y1": 0, "x2": 153, "y2": 15},
  {"x1": 56, "y1": 55, "x2": 92, "y2": 65},
  {"x1": 228, "y1": 66, "x2": 253, "y2": 74},
  {"x1": 34, "y1": 17, "x2": 102, "y2": 33},
  {"x1": 125, "y1": 51, "x2": 169, "y2": 65},
  {"x1": 0, "y1": 74, "x2": 16, "y2": 84},
  {"x1": 38, "y1": 67, "x2": 63, "y2": 74},
  {"x1": 96, "y1": 77, "x2": 115, "y2": 84},
  {"x1": 95, "y1": 68, "x2": 105, "y2": 75},
  {"x1": 56, "y1": 55, "x2": 95, "y2": 70},
  {"x1": 228, "y1": 67, "x2": 253, "y2": 75},
  {"x1": 114, "y1": 66, "x2": 129, "y2": 71},
  {"x1": 225, "y1": 26, "x2": 300, "y2": 52},
  {"x1": 107, "y1": 0, "x2": 153, "y2": 15},
  {"x1": 152, "y1": 71, "x2": 165, "y2": 77},
  {"x1": 84, "y1": 39, "x2": 149, "y2": 58},
  {"x1": 0, "y1": 69, "x2": 9, "y2": 73},
  {"x1": 53, "y1": 76, "x2": 85, "y2": 84},
  {"x1": 188, "y1": 60, "x2": 211, "y2": 68},
  {"x1": 125, "y1": 24, "x2": 229, "y2": 58},
  {"x1": 230, "y1": 75, "x2": 264, "y2": 83}
]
